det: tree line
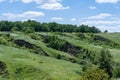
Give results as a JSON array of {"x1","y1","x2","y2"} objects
[{"x1": 0, "y1": 20, "x2": 101, "y2": 33}]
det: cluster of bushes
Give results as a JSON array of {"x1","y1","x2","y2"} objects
[
  {"x1": 80, "y1": 49, "x2": 116, "y2": 80},
  {"x1": 44, "y1": 35, "x2": 66, "y2": 51},
  {"x1": 43, "y1": 35, "x2": 99, "y2": 64},
  {"x1": 29, "y1": 33, "x2": 41, "y2": 40},
  {"x1": 76, "y1": 33, "x2": 120, "y2": 49},
  {"x1": 0, "y1": 20, "x2": 101, "y2": 33},
  {"x1": 0, "y1": 33, "x2": 13, "y2": 45},
  {"x1": 93, "y1": 35, "x2": 120, "y2": 48}
]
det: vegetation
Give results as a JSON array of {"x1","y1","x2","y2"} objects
[
  {"x1": 0, "y1": 22, "x2": 120, "y2": 80},
  {"x1": 80, "y1": 68, "x2": 109, "y2": 80},
  {"x1": 99, "y1": 49, "x2": 114, "y2": 78},
  {"x1": 0, "y1": 20, "x2": 101, "y2": 33}
]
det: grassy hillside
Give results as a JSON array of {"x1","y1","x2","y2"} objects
[
  {"x1": 0, "y1": 45, "x2": 82, "y2": 80},
  {"x1": 39, "y1": 32, "x2": 120, "y2": 63},
  {"x1": 0, "y1": 32, "x2": 120, "y2": 79}
]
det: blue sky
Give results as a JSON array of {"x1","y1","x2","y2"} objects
[{"x1": 0, "y1": 0, "x2": 120, "y2": 32}]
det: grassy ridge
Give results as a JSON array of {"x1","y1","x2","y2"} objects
[
  {"x1": 39, "y1": 32, "x2": 120, "y2": 63},
  {"x1": 0, "y1": 32, "x2": 120, "y2": 79},
  {"x1": 0, "y1": 45, "x2": 82, "y2": 80}
]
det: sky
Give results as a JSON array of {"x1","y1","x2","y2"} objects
[{"x1": 0, "y1": 0, "x2": 120, "y2": 32}]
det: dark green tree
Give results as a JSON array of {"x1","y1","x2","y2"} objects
[
  {"x1": 11, "y1": 26, "x2": 19, "y2": 32},
  {"x1": 99, "y1": 49, "x2": 114, "y2": 78},
  {"x1": 104, "y1": 30, "x2": 108, "y2": 33},
  {"x1": 24, "y1": 27, "x2": 35, "y2": 33},
  {"x1": 0, "y1": 20, "x2": 101, "y2": 33}
]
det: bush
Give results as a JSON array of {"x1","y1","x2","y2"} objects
[
  {"x1": 30, "y1": 34, "x2": 41, "y2": 40},
  {"x1": 46, "y1": 35, "x2": 66, "y2": 50},
  {"x1": 0, "y1": 37, "x2": 8, "y2": 45},
  {"x1": 79, "y1": 68, "x2": 109, "y2": 80},
  {"x1": 23, "y1": 27, "x2": 35, "y2": 33},
  {"x1": 11, "y1": 26, "x2": 19, "y2": 32},
  {"x1": 76, "y1": 33, "x2": 86, "y2": 39},
  {"x1": 99, "y1": 49, "x2": 114, "y2": 78}
]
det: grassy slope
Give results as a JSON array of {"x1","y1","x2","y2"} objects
[
  {"x1": 96, "y1": 33, "x2": 120, "y2": 45},
  {"x1": 95, "y1": 33, "x2": 120, "y2": 62},
  {"x1": 0, "y1": 32, "x2": 120, "y2": 79},
  {"x1": 39, "y1": 32, "x2": 120, "y2": 63},
  {"x1": 12, "y1": 33, "x2": 79, "y2": 61},
  {"x1": 0, "y1": 45, "x2": 82, "y2": 80}
]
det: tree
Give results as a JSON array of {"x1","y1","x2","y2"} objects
[
  {"x1": 24, "y1": 27, "x2": 35, "y2": 33},
  {"x1": 0, "y1": 20, "x2": 101, "y2": 33},
  {"x1": 79, "y1": 68, "x2": 109, "y2": 80},
  {"x1": 104, "y1": 30, "x2": 108, "y2": 33},
  {"x1": 11, "y1": 26, "x2": 19, "y2": 32},
  {"x1": 99, "y1": 49, "x2": 114, "y2": 78}
]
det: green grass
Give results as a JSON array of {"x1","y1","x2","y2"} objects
[
  {"x1": 11, "y1": 33, "x2": 79, "y2": 62},
  {"x1": 96, "y1": 33, "x2": 120, "y2": 45},
  {"x1": 0, "y1": 32, "x2": 120, "y2": 79},
  {"x1": 0, "y1": 45, "x2": 82, "y2": 80},
  {"x1": 39, "y1": 32, "x2": 120, "y2": 63}
]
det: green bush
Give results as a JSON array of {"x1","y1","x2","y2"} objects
[
  {"x1": 79, "y1": 68, "x2": 109, "y2": 80},
  {"x1": 0, "y1": 37, "x2": 8, "y2": 45},
  {"x1": 99, "y1": 49, "x2": 114, "y2": 78},
  {"x1": 11, "y1": 26, "x2": 19, "y2": 32},
  {"x1": 30, "y1": 33, "x2": 41, "y2": 40},
  {"x1": 77, "y1": 33, "x2": 86, "y2": 39},
  {"x1": 23, "y1": 27, "x2": 35, "y2": 33}
]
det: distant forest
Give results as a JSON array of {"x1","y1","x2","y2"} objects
[{"x1": 0, "y1": 20, "x2": 101, "y2": 33}]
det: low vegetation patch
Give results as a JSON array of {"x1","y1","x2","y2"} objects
[
  {"x1": 0, "y1": 61, "x2": 9, "y2": 78},
  {"x1": 42, "y1": 35, "x2": 99, "y2": 64},
  {"x1": 14, "y1": 39, "x2": 49, "y2": 56}
]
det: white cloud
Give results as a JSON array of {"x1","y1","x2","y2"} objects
[
  {"x1": 89, "y1": 6, "x2": 96, "y2": 9},
  {"x1": 52, "y1": 17, "x2": 63, "y2": 21},
  {"x1": 95, "y1": 0, "x2": 119, "y2": 3},
  {"x1": 39, "y1": 2, "x2": 69, "y2": 10},
  {"x1": 7, "y1": 0, "x2": 69, "y2": 10},
  {"x1": 88, "y1": 13, "x2": 112, "y2": 19},
  {"x1": 81, "y1": 20, "x2": 120, "y2": 25},
  {"x1": 80, "y1": 13, "x2": 120, "y2": 32},
  {"x1": 81, "y1": 19, "x2": 120, "y2": 32},
  {"x1": 21, "y1": 0, "x2": 62, "y2": 4},
  {"x1": 97, "y1": 25, "x2": 120, "y2": 32},
  {"x1": 21, "y1": 0, "x2": 33, "y2": 3},
  {"x1": 71, "y1": 18, "x2": 76, "y2": 21},
  {"x1": 9, "y1": 0, "x2": 42, "y2": 3},
  {"x1": 2, "y1": 11, "x2": 45, "y2": 20}
]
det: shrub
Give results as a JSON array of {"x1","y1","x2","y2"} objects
[
  {"x1": 30, "y1": 33, "x2": 41, "y2": 40},
  {"x1": 79, "y1": 68, "x2": 109, "y2": 80},
  {"x1": 0, "y1": 37, "x2": 8, "y2": 45},
  {"x1": 99, "y1": 49, "x2": 114, "y2": 78}
]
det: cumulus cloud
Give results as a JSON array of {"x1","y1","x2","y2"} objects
[
  {"x1": 3, "y1": 0, "x2": 69, "y2": 10},
  {"x1": 95, "y1": 0, "x2": 119, "y2": 3},
  {"x1": 20, "y1": 0, "x2": 61, "y2": 4},
  {"x1": 71, "y1": 18, "x2": 76, "y2": 21},
  {"x1": 81, "y1": 20, "x2": 120, "y2": 25},
  {"x1": 81, "y1": 19, "x2": 120, "y2": 32},
  {"x1": 39, "y1": 2, "x2": 69, "y2": 10},
  {"x1": 88, "y1": 13, "x2": 112, "y2": 19},
  {"x1": 89, "y1": 6, "x2": 96, "y2": 9},
  {"x1": 2, "y1": 11, "x2": 45, "y2": 20},
  {"x1": 80, "y1": 13, "x2": 120, "y2": 32},
  {"x1": 52, "y1": 17, "x2": 63, "y2": 21}
]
